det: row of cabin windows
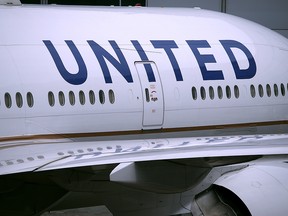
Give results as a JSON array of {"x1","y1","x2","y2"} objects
[
  {"x1": 1, "y1": 83, "x2": 287, "y2": 109},
  {"x1": 2, "y1": 92, "x2": 34, "y2": 109},
  {"x1": 191, "y1": 83, "x2": 288, "y2": 101},
  {"x1": 250, "y1": 83, "x2": 286, "y2": 98},
  {"x1": 48, "y1": 90, "x2": 115, "y2": 107},
  {"x1": 0, "y1": 90, "x2": 115, "y2": 109},
  {"x1": 191, "y1": 85, "x2": 240, "y2": 100}
]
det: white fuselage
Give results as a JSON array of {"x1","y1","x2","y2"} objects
[{"x1": 1, "y1": 5, "x2": 288, "y2": 139}]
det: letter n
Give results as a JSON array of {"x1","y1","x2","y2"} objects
[{"x1": 88, "y1": 40, "x2": 133, "y2": 84}]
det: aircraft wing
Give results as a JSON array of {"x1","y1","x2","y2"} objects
[{"x1": 1, "y1": 133, "x2": 288, "y2": 176}]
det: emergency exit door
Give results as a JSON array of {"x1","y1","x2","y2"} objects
[{"x1": 135, "y1": 61, "x2": 164, "y2": 128}]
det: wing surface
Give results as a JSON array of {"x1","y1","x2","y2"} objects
[{"x1": 1, "y1": 134, "x2": 288, "y2": 175}]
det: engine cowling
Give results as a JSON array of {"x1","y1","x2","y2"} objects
[{"x1": 196, "y1": 162, "x2": 288, "y2": 216}]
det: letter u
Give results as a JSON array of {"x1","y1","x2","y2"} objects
[{"x1": 43, "y1": 40, "x2": 87, "y2": 85}]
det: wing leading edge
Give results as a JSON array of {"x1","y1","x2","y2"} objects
[{"x1": 1, "y1": 133, "x2": 288, "y2": 175}]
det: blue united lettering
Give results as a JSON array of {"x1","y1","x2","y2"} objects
[
  {"x1": 43, "y1": 39, "x2": 257, "y2": 85},
  {"x1": 151, "y1": 40, "x2": 183, "y2": 81},
  {"x1": 43, "y1": 40, "x2": 87, "y2": 85},
  {"x1": 220, "y1": 40, "x2": 256, "y2": 79},
  {"x1": 88, "y1": 40, "x2": 133, "y2": 84},
  {"x1": 186, "y1": 40, "x2": 224, "y2": 80},
  {"x1": 131, "y1": 40, "x2": 156, "y2": 82}
]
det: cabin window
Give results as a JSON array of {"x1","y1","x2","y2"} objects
[
  {"x1": 217, "y1": 86, "x2": 223, "y2": 99},
  {"x1": 209, "y1": 86, "x2": 214, "y2": 100},
  {"x1": 89, "y1": 90, "x2": 95, "y2": 105},
  {"x1": 59, "y1": 91, "x2": 65, "y2": 106},
  {"x1": 79, "y1": 90, "x2": 85, "y2": 105},
  {"x1": 200, "y1": 87, "x2": 206, "y2": 100},
  {"x1": 266, "y1": 84, "x2": 271, "y2": 97},
  {"x1": 16, "y1": 92, "x2": 23, "y2": 108},
  {"x1": 109, "y1": 89, "x2": 115, "y2": 104},
  {"x1": 281, "y1": 83, "x2": 285, "y2": 96},
  {"x1": 250, "y1": 85, "x2": 256, "y2": 98},
  {"x1": 48, "y1": 91, "x2": 55, "y2": 107},
  {"x1": 69, "y1": 91, "x2": 75, "y2": 105},
  {"x1": 234, "y1": 85, "x2": 240, "y2": 99},
  {"x1": 27, "y1": 92, "x2": 34, "y2": 107},
  {"x1": 258, "y1": 85, "x2": 264, "y2": 98},
  {"x1": 5, "y1": 93, "x2": 12, "y2": 108},
  {"x1": 99, "y1": 90, "x2": 105, "y2": 104},
  {"x1": 145, "y1": 88, "x2": 150, "y2": 102},
  {"x1": 274, "y1": 84, "x2": 279, "y2": 97},
  {"x1": 226, "y1": 86, "x2": 231, "y2": 99},
  {"x1": 191, "y1": 87, "x2": 197, "y2": 100}
]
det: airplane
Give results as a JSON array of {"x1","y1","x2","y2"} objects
[{"x1": 1, "y1": 0, "x2": 288, "y2": 215}]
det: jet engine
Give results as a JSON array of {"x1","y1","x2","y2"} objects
[{"x1": 195, "y1": 162, "x2": 288, "y2": 216}]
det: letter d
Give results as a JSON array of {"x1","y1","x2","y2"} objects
[{"x1": 220, "y1": 40, "x2": 256, "y2": 79}]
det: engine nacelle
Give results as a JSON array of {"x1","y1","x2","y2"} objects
[{"x1": 196, "y1": 162, "x2": 288, "y2": 216}]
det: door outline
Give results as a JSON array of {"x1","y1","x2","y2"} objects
[{"x1": 134, "y1": 61, "x2": 164, "y2": 128}]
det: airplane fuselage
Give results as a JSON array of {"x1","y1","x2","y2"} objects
[
  {"x1": 0, "y1": 5, "x2": 288, "y2": 139},
  {"x1": 2, "y1": 4, "x2": 288, "y2": 216}
]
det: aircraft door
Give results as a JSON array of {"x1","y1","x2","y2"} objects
[{"x1": 135, "y1": 61, "x2": 164, "y2": 128}]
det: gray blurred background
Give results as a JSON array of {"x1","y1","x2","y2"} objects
[{"x1": 22, "y1": 0, "x2": 288, "y2": 38}]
